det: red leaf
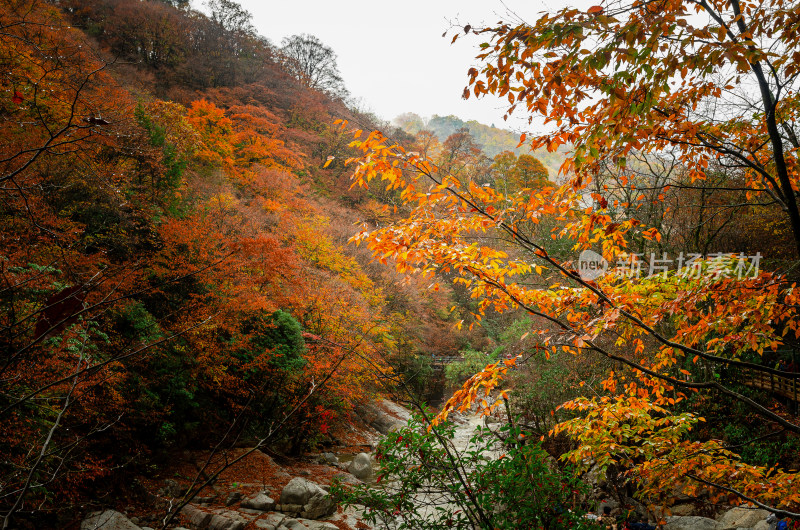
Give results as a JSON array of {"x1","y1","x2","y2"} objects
[
  {"x1": 12, "y1": 91, "x2": 23, "y2": 104},
  {"x1": 587, "y1": 5, "x2": 604, "y2": 14}
]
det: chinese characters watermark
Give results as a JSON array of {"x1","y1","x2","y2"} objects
[{"x1": 578, "y1": 251, "x2": 761, "y2": 281}]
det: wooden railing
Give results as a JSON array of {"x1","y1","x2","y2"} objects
[
  {"x1": 738, "y1": 367, "x2": 799, "y2": 406},
  {"x1": 429, "y1": 356, "x2": 461, "y2": 368}
]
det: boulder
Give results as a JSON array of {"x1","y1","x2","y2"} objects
[
  {"x1": 225, "y1": 491, "x2": 242, "y2": 506},
  {"x1": 279, "y1": 478, "x2": 336, "y2": 520},
  {"x1": 322, "y1": 452, "x2": 338, "y2": 465},
  {"x1": 347, "y1": 453, "x2": 373, "y2": 481},
  {"x1": 254, "y1": 513, "x2": 288, "y2": 529},
  {"x1": 81, "y1": 511, "x2": 141, "y2": 530},
  {"x1": 357, "y1": 399, "x2": 410, "y2": 434},
  {"x1": 668, "y1": 504, "x2": 696, "y2": 517},
  {"x1": 301, "y1": 490, "x2": 336, "y2": 520},
  {"x1": 159, "y1": 478, "x2": 187, "y2": 498},
  {"x1": 302, "y1": 521, "x2": 339, "y2": 530},
  {"x1": 285, "y1": 520, "x2": 339, "y2": 530},
  {"x1": 207, "y1": 512, "x2": 246, "y2": 530},
  {"x1": 717, "y1": 507, "x2": 771, "y2": 529},
  {"x1": 181, "y1": 504, "x2": 212, "y2": 528},
  {"x1": 241, "y1": 492, "x2": 276, "y2": 512},
  {"x1": 281, "y1": 478, "x2": 320, "y2": 506},
  {"x1": 665, "y1": 515, "x2": 721, "y2": 530},
  {"x1": 332, "y1": 473, "x2": 361, "y2": 487}
]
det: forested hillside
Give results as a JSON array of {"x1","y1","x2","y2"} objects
[
  {"x1": 0, "y1": 1, "x2": 490, "y2": 526},
  {"x1": 393, "y1": 111, "x2": 569, "y2": 177}
]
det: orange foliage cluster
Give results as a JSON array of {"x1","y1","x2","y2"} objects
[{"x1": 342, "y1": 0, "x2": 800, "y2": 509}]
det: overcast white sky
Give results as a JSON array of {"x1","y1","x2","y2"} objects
[{"x1": 224, "y1": 0, "x2": 571, "y2": 132}]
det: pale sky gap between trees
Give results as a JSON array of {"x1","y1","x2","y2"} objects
[{"x1": 218, "y1": 0, "x2": 579, "y2": 132}]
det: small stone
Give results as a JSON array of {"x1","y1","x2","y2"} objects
[{"x1": 241, "y1": 492, "x2": 276, "y2": 511}]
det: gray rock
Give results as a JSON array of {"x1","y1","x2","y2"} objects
[
  {"x1": 753, "y1": 521, "x2": 770, "y2": 530},
  {"x1": 160, "y1": 478, "x2": 187, "y2": 498},
  {"x1": 583, "y1": 464, "x2": 605, "y2": 487},
  {"x1": 195, "y1": 496, "x2": 216, "y2": 504},
  {"x1": 665, "y1": 515, "x2": 721, "y2": 530},
  {"x1": 347, "y1": 453, "x2": 373, "y2": 481},
  {"x1": 332, "y1": 473, "x2": 361, "y2": 487},
  {"x1": 279, "y1": 478, "x2": 336, "y2": 520},
  {"x1": 302, "y1": 490, "x2": 335, "y2": 520},
  {"x1": 323, "y1": 452, "x2": 338, "y2": 465},
  {"x1": 207, "y1": 511, "x2": 246, "y2": 530},
  {"x1": 255, "y1": 512, "x2": 288, "y2": 529},
  {"x1": 225, "y1": 491, "x2": 242, "y2": 506},
  {"x1": 669, "y1": 504, "x2": 696, "y2": 517},
  {"x1": 81, "y1": 510, "x2": 141, "y2": 530},
  {"x1": 241, "y1": 492, "x2": 276, "y2": 511},
  {"x1": 280, "y1": 478, "x2": 324, "y2": 506},
  {"x1": 298, "y1": 520, "x2": 339, "y2": 530},
  {"x1": 182, "y1": 504, "x2": 212, "y2": 528},
  {"x1": 717, "y1": 507, "x2": 771, "y2": 529},
  {"x1": 356, "y1": 399, "x2": 410, "y2": 435}
]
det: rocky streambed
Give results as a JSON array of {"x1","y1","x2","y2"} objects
[{"x1": 78, "y1": 399, "x2": 783, "y2": 530}]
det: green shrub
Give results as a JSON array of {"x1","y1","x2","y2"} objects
[{"x1": 334, "y1": 409, "x2": 601, "y2": 530}]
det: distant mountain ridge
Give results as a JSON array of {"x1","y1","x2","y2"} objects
[{"x1": 393, "y1": 112, "x2": 569, "y2": 178}]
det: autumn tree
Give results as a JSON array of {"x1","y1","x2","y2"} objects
[
  {"x1": 279, "y1": 34, "x2": 348, "y2": 98},
  {"x1": 343, "y1": 0, "x2": 800, "y2": 517}
]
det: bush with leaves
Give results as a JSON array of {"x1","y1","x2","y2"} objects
[{"x1": 333, "y1": 409, "x2": 600, "y2": 530}]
